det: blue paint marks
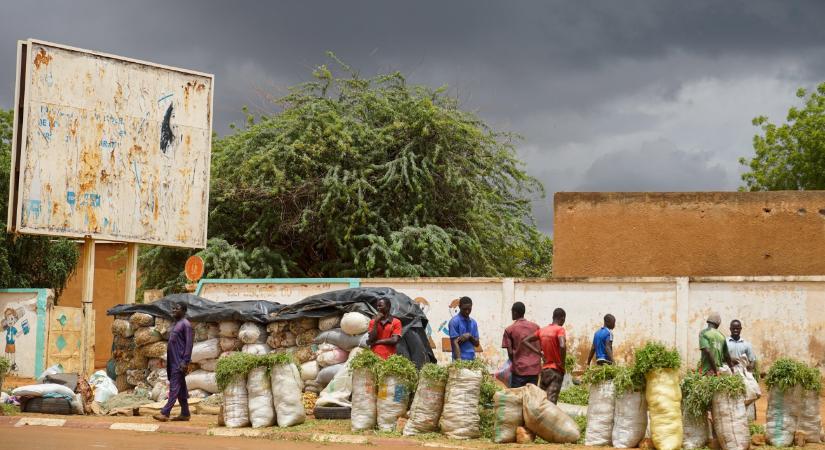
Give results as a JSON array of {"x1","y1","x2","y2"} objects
[
  {"x1": 103, "y1": 218, "x2": 110, "y2": 228},
  {"x1": 66, "y1": 191, "x2": 76, "y2": 206},
  {"x1": 27, "y1": 200, "x2": 42, "y2": 219},
  {"x1": 101, "y1": 139, "x2": 117, "y2": 149},
  {"x1": 133, "y1": 161, "x2": 141, "y2": 188},
  {"x1": 78, "y1": 193, "x2": 101, "y2": 208}
]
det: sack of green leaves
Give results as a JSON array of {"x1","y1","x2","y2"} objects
[
  {"x1": 266, "y1": 352, "x2": 306, "y2": 427},
  {"x1": 217, "y1": 352, "x2": 260, "y2": 428},
  {"x1": 350, "y1": 350, "x2": 381, "y2": 431},
  {"x1": 403, "y1": 363, "x2": 448, "y2": 436},
  {"x1": 765, "y1": 358, "x2": 822, "y2": 446},
  {"x1": 633, "y1": 342, "x2": 682, "y2": 450},
  {"x1": 439, "y1": 360, "x2": 484, "y2": 439},
  {"x1": 680, "y1": 371, "x2": 711, "y2": 449},
  {"x1": 247, "y1": 365, "x2": 275, "y2": 428},
  {"x1": 796, "y1": 363, "x2": 822, "y2": 444},
  {"x1": 521, "y1": 383, "x2": 580, "y2": 443},
  {"x1": 611, "y1": 366, "x2": 648, "y2": 448},
  {"x1": 375, "y1": 355, "x2": 417, "y2": 431},
  {"x1": 491, "y1": 386, "x2": 527, "y2": 443},
  {"x1": 582, "y1": 364, "x2": 618, "y2": 446},
  {"x1": 710, "y1": 374, "x2": 749, "y2": 450}
]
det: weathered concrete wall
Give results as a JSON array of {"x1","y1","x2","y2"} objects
[
  {"x1": 197, "y1": 277, "x2": 825, "y2": 373},
  {"x1": 553, "y1": 191, "x2": 825, "y2": 277}
]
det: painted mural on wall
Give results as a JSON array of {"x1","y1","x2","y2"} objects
[
  {"x1": 0, "y1": 297, "x2": 38, "y2": 377},
  {"x1": 10, "y1": 40, "x2": 213, "y2": 248}
]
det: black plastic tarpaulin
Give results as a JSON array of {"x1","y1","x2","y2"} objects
[{"x1": 106, "y1": 293, "x2": 284, "y2": 323}]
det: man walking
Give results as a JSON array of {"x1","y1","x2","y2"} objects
[
  {"x1": 502, "y1": 302, "x2": 540, "y2": 388},
  {"x1": 524, "y1": 308, "x2": 567, "y2": 403},
  {"x1": 699, "y1": 312, "x2": 732, "y2": 375},
  {"x1": 368, "y1": 297, "x2": 402, "y2": 360},
  {"x1": 449, "y1": 297, "x2": 479, "y2": 361},
  {"x1": 587, "y1": 314, "x2": 615, "y2": 366},
  {"x1": 154, "y1": 302, "x2": 194, "y2": 422}
]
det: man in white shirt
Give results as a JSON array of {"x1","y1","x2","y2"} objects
[{"x1": 727, "y1": 319, "x2": 757, "y2": 370}]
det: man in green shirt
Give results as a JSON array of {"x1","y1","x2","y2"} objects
[{"x1": 699, "y1": 312, "x2": 733, "y2": 375}]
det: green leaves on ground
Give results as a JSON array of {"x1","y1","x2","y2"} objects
[
  {"x1": 558, "y1": 385, "x2": 589, "y2": 405},
  {"x1": 765, "y1": 358, "x2": 822, "y2": 393},
  {"x1": 137, "y1": 58, "x2": 553, "y2": 294},
  {"x1": 581, "y1": 364, "x2": 619, "y2": 385}
]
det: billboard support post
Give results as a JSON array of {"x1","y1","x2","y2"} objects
[
  {"x1": 124, "y1": 243, "x2": 139, "y2": 305},
  {"x1": 80, "y1": 237, "x2": 95, "y2": 377}
]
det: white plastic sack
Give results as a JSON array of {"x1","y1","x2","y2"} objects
[
  {"x1": 223, "y1": 375, "x2": 250, "y2": 428},
  {"x1": 13, "y1": 383, "x2": 76, "y2": 399},
  {"x1": 318, "y1": 315, "x2": 341, "y2": 332},
  {"x1": 340, "y1": 312, "x2": 370, "y2": 335},
  {"x1": 377, "y1": 375, "x2": 410, "y2": 432},
  {"x1": 192, "y1": 338, "x2": 221, "y2": 363},
  {"x1": 315, "y1": 348, "x2": 361, "y2": 408},
  {"x1": 439, "y1": 367, "x2": 483, "y2": 439},
  {"x1": 558, "y1": 402, "x2": 588, "y2": 419},
  {"x1": 682, "y1": 409, "x2": 710, "y2": 449},
  {"x1": 732, "y1": 363, "x2": 761, "y2": 406},
  {"x1": 315, "y1": 363, "x2": 345, "y2": 386},
  {"x1": 199, "y1": 358, "x2": 219, "y2": 372},
  {"x1": 300, "y1": 361, "x2": 319, "y2": 381},
  {"x1": 712, "y1": 392, "x2": 749, "y2": 450},
  {"x1": 612, "y1": 391, "x2": 647, "y2": 448},
  {"x1": 37, "y1": 364, "x2": 64, "y2": 382},
  {"x1": 317, "y1": 344, "x2": 349, "y2": 367},
  {"x1": 313, "y1": 329, "x2": 364, "y2": 351},
  {"x1": 238, "y1": 322, "x2": 267, "y2": 345},
  {"x1": 585, "y1": 380, "x2": 616, "y2": 446},
  {"x1": 219, "y1": 321, "x2": 241, "y2": 338},
  {"x1": 492, "y1": 387, "x2": 526, "y2": 443},
  {"x1": 270, "y1": 363, "x2": 306, "y2": 427},
  {"x1": 242, "y1": 343, "x2": 271, "y2": 355},
  {"x1": 351, "y1": 368, "x2": 378, "y2": 431},
  {"x1": 88, "y1": 370, "x2": 119, "y2": 403},
  {"x1": 186, "y1": 370, "x2": 219, "y2": 394},
  {"x1": 247, "y1": 366, "x2": 275, "y2": 428},
  {"x1": 767, "y1": 386, "x2": 801, "y2": 447},
  {"x1": 151, "y1": 380, "x2": 169, "y2": 402},
  {"x1": 403, "y1": 375, "x2": 447, "y2": 436},
  {"x1": 799, "y1": 388, "x2": 822, "y2": 444},
  {"x1": 189, "y1": 389, "x2": 210, "y2": 399}
]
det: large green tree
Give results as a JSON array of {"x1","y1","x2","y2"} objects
[
  {"x1": 740, "y1": 82, "x2": 825, "y2": 190},
  {"x1": 141, "y1": 59, "x2": 552, "y2": 293},
  {"x1": 0, "y1": 109, "x2": 79, "y2": 297}
]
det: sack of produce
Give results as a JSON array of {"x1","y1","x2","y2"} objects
[
  {"x1": 247, "y1": 366, "x2": 275, "y2": 428},
  {"x1": 242, "y1": 343, "x2": 271, "y2": 355},
  {"x1": 192, "y1": 338, "x2": 221, "y2": 363},
  {"x1": 218, "y1": 321, "x2": 241, "y2": 338},
  {"x1": 350, "y1": 351, "x2": 382, "y2": 431},
  {"x1": 155, "y1": 318, "x2": 172, "y2": 339},
  {"x1": 220, "y1": 337, "x2": 242, "y2": 352},
  {"x1": 522, "y1": 383, "x2": 580, "y2": 443},
  {"x1": 636, "y1": 343, "x2": 682, "y2": 450},
  {"x1": 341, "y1": 312, "x2": 370, "y2": 335},
  {"x1": 288, "y1": 318, "x2": 318, "y2": 334},
  {"x1": 492, "y1": 387, "x2": 526, "y2": 443},
  {"x1": 296, "y1": 329, "x2": 320, "y2": 346},
  {"x1": 238, "y1": 322, "x2": 267, "y2": 345},
  {"x1": 300, "y1": 361, "x2": 319, "y2": 381},
  {"x1": 681, "y1": 372, "x2": 711, "y2": 450},
  {"x1": 313, "y1": 328, "x2": 363, "y2": 351},
  {"x1": 126, "y1": 369, "x2": 147, "y2": 386},
  {"x1": 404, "y1": 363, "x2": 448, "y2": 436},
  {"x1": 318, "y1": 315, "x2": 341, "y2": 332},
  {"x1": 798, "y1": 363, "x2": 822, "y2": 444},
  {"x1": 765, "y1": 358, "x2": 804, "y2": 447},
  {"x1": 142, "y1": 341, "x2": 167, "y2": 359},
  {"x1": 129, "y1": 312, "x2": 155, "y2": 328},
  {"x1": 711, "y1": 376, "x2": 749, "y2": 450},
  {"x1": 293, "y1": 345, "x2": 315, "y2": 364},
  {"x1": 199, "y1": 358, "x2": 219, "y2": 372},
  {"x1": 316, "y1": 348, "x2": 363, "y2": 408},
  {"x1": 317, "y1": 343, "x2": 349, "y2": 367},
  {"x1": 186, "y1": 369, "x2": 220, "y2": 393},
  {"x1": 112, "y1": 319, "x2": 133, "y2": 337},
  {"x1": 376, "y1": 356, "x2": 417, "y2": 432},
  {"x1": 128, "y1": 351, "x2": 148, "y2": 369},
  {"x1": 269, "y1": 355, "x2": 306, "y2": 427},
  {"x1": 611, "y1": 367, "x2": 648, "y2": 448},
  {"x1": 223, "y1": 374, "x2": 250, "y2": 428},
  {"x1": 315, "y1": 363, "x2": 345, "y2": 386},
  {"x1": 267, "y1": 321, "x2": 288, "y2": 334},
  {"x1": 582, "y1": 365, "x2": 618, "y2": 446},
  {"x1": 194, "y1": 322, "x2": 212, "y2": 342},
  {"x1": 134, "y1": 326, "x2": 163, "y2": 346},
  {"x1": 439, "y1": 364, "x2": 483, "y2": 439}
]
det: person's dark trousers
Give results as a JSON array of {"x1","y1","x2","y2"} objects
[
  {"x1": 160, "y1": 367, "x2": 190, "y2": 417},
  {"x1": 509, "y1": 373, "x2": 539, "y2": 388}
]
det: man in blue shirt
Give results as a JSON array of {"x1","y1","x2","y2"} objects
[
  {"x1": 449, "y1": 297, "x2": 480, "y2": 361},
  {"x1": 587, "y1": 314, "x2": 615, "y2": 366}
]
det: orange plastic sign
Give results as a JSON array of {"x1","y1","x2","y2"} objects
[{"x1": 185, "y1": 255, "x2": 205, "y2": 282}]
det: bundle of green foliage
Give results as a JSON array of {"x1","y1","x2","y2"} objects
[
  {"x1": 138, "y1": 58, "x2": 553, "y2": 294},
  {"x1": 581, "y1": 364, "x2": 619, "y2": 385},
  {"x1": 0, "y1": 110, "x2": 78, "y2": 298},
  {"x1": 631, "y1": 342, "x2": 681, "y2": 387},
  {"x1": 681, "y1": 371, "x2": 746, "y2": 418},
  {"x1": 574, "y1": 415, "x2": 588, "y2": 444},
  {"x1": 565, "y1": 354, "x2": 577, "y2": 373},
  {"x1": 558, "y1": 385, "x2": 589, "y2": 405},
  {"x1": 215, "y1": 352, "x2": 267, "y2": 390},
  {"x1": 765, "y1": 358, "x2": 822, "y2": 393},
  {"x1": 612, "y1": 365, "x2": 645, "y2": 397},
  {"x1": 349, "y1": 348, "x2": 383, "y2": 375},
  {"x1": 375, "y1": 355, "x2": 418, "y2": 392},
  {"x1": 418, "y1": 363, "x2": 448, "y2": 385}
]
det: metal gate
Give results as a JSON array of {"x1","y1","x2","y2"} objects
[{"x1": 46, "y1": 306, "x2": 93, "y2": 375}]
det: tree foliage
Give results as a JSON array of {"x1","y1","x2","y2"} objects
[
  {"x1": 740, "y1": 82, "x2": 825, "y2": 190},
  {"x1": 141, "y1": 58, "x2": 552, "y2": 293},
  {"x1": 0, "y1": 109, "x2": 79, "y2": 297}
]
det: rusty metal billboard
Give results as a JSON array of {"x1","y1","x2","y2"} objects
[{"x1": 7, "y1": 39, "x2": 213, "y2": 248}]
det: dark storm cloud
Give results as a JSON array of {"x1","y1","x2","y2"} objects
[{"x1": 2, "y1": 1, "x2": 825, "y2": 233}]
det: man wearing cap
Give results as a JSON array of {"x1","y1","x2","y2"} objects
[{"x1": 699, "y1": 312, "x2": 732, "y2": 375}]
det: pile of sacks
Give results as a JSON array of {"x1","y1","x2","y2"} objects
[{"x1": 110, "y1": 311, "x2": 372, "y2": 405}]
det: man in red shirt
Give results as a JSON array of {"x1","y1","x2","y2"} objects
[
  {"x1": 524, "y1": 307, "x2": 567, "y2": 403},
  {"x1": 502, "y1": 302, "x2": 540, "y2": 388},
  {"x1": 368, "y1": 298, "x2": 402, "y2": 360}
]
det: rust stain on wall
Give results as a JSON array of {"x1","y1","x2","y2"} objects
[{"x1": 33, "y1": 48, "x2": 52, "y2": 69}]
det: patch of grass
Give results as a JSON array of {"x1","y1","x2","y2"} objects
[
  {"x1": 1, "y1": 403, "x2": 20, "y2": 415},
  {"x1": 558, "y1": 385, "x2": 589, "y2": 405}
]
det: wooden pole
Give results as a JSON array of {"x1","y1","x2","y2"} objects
[
  {"x1": 80, "y1": 237, "x2": 95, "y2": 377},
  {"x1": 124, "y1": 243, "x2": 139, "y2": 304}
]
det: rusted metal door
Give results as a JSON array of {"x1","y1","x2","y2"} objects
[{"x1": 46, "y1": 306, "x2": 93, "y2": 375}]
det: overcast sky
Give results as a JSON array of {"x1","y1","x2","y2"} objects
[{"x1": 3, "y1": 1, "x2": 824, "y2": 233}]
